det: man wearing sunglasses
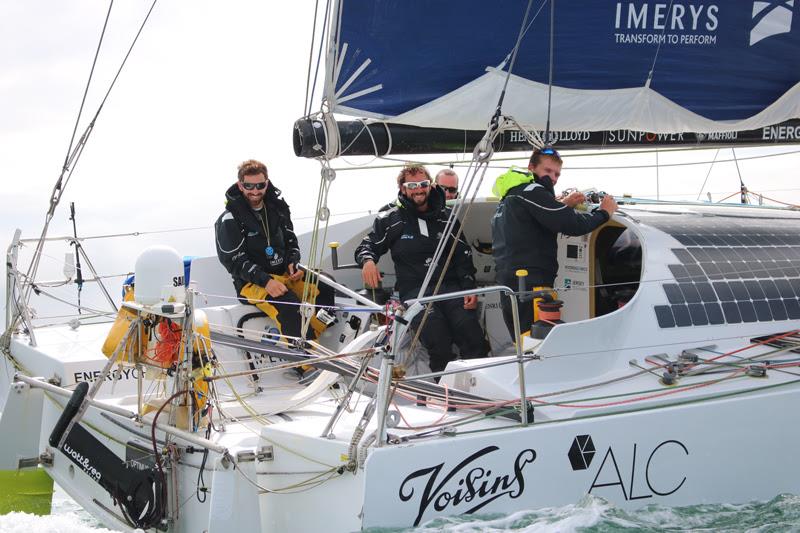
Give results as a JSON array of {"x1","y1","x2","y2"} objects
[
  {"x1": 492, "y1": 146, "x2": 618, "y2": 339},
  {"x1": 215, "y1": 159, "x2": 331, "y2": 346},
  {"x1": 355, "y1": 164, "x2": 488, "y2": 374},
  {"x1": 379, "y1": 167, "x2": 460, "y2": 213},
  {"x1": 435, "y1": 168, "x2": 459, "y2": 201}
]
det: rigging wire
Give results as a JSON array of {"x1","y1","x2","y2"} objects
[
  {"x1": 492, "y1": 0, "x2": 535, "y2": 128},
  {"x1": 696, "y1": 148, "x2": 721, "y2": 200},
  {"x1": 303, "y1": 0, "x2": 323, "y2": 117},
  {"x1": 330, "y1": 147, "x2": 800, "y2": 172},
  {"x1": 499, "y1": 1, "x2": 546, "y2": 68},
  {"x1": 16, "y1": 0, "x2": 160, "y2": 330},
  {"x1": 414, "y1": 0, "x2": 538, "y2": 305},
  {"x1": 655, "y1": 148, "x2": 660, "y2": 200},
  {"x1": 544, "y1": 0, "x2": 555, "y2": 141},
  {"x1": 303, "y1": 0, "x2": 332, "y2": 118},
  {"x1": 643, "y1": 0, "x2": 676, "y2": 88},
  {"x1": 58, "y1": 0, "x2": 159, "y2": 202},
  {"x1": 63, "y1": 1, "x2": 114, "y2": 175}
]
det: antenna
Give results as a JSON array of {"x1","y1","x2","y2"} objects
[{"x1": 69, "y1": 202, "x2": 84, "y2": 314}]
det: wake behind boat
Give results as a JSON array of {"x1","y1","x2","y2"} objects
[{"x1": 3, "y1": 1, "x2": 800, "y2": 532}]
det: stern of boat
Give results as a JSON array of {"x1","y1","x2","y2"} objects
[{"x1": 0, "y1": 370, "x2": 54, "y2": 515}]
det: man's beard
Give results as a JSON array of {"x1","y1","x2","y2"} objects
[
  {"x1": 411, "y1": 192, "x2": 428, "y2": 208},
  {"x1": 247, "y1": 194, "x2": 264, "y2": 208}
]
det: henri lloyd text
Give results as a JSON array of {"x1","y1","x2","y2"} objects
[{"x1": 398, "y1": 445, "x2": 536, "y2": 526}]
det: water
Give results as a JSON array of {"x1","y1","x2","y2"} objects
[
  {"x1": 4, "y1": 489, "x2": 800, "y2": 532},
  {"x1": 371, "y1": 495, "x2": 800, "y2": 532},
  {"x1": 0, "y1": 485, "x2": 120, "y2": 533}
]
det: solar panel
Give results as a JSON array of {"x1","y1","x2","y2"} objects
[{"x1": 650, "y1": 215, "x2": 800, "y2": 328}]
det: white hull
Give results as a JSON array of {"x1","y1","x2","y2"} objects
[
  {"x1": 15, "y1": 354, "x2": 800, "y2": 532},
  {"x1": 4, "y1": 201, "x2": 800, "y2": 531}
]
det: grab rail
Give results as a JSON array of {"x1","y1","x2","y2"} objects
[
  {"x1": 371, "y1": 284, "x2": 529, "y2": 448},
  {"x1": 298, "y1": 263, "x2": 384, "y2": 311},
  {"x1": 14, "y1": 373, "x2": 228, "y2": 455}
]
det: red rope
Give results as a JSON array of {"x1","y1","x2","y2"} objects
[{"x1": 152, "y1": 319, "x2": 182, "y2": 366}]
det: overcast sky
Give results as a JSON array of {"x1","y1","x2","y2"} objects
[{"x1": 2, "y1": 1, "x2": 800, "y2": 320}]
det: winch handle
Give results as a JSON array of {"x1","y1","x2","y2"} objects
[
  {"x1": 329, "y1": 242, "x2": 361, "y2": 270},
  {"x1": 516, "y1": 269, "x2": 529, "y2": 301},
  {"x1": 516, "y1": 269, "x2": 554, "y2": 303}
]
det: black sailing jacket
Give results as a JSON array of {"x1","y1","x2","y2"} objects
[
  {"x1": 492, "y1": 170, "x2": 610, "y2": 286},
  {"x1": 214, "y1": 182, "x2": 301, "y2": 295},
  {"x1": 354, "y1": 187, "x2": 477, "y2": 301}
]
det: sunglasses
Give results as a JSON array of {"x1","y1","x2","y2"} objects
[
  {"x1": 241, "y1": 181, "x2": 268, "y2": 191},
  {"x1": 441, "y1": 186, "x2": 458, "y2": 194},
  {"x1": 539, "y1": 147, "x2": 560, "y2": 158},
  {"x1": 403, "y1": 180, "x2": 430, "y2": 190}
]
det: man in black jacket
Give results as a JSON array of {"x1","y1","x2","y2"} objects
[
  {"x1": 215, "y1": 159, "x2": 329, "y2": 343},
  {"x1": 492, "y1": 147, "x2": 618, "y2": 339},
  {"x1": 355, "y1": 164, "x2": 488, "y2": 373}
]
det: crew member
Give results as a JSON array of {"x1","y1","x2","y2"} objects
[
  {"x1": 491, "y1": 147, "x2": 618, "y2": 339},
  {"x1": 215, "y1": 159, "x2": 330, "y2": 344},
  {"x1": 380, "y1": 167, "x2": 460, "y2": 212},
  {"x1": 435, "y1": 168, "x2": 459, "y2": 201},
  {"x1": 355, "y1": 164, "x2": 488, "y2": 373}
]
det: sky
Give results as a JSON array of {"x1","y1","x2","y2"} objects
[{"x1": 2, "y1": 0, "x2": 800, "y2": 322}]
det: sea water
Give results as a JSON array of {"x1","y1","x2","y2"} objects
[
  {"x1": 3, "y1": 488, "x2": 800, "y2": 532},
  {"x1": 0, "y1": 485, "x2": 116, "y2": 533}
]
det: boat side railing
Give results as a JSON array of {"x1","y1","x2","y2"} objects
[
  {"x1": 408, "y1": 285, "x2": 528, "y2": 422},
  {"x1": 5, "y1": 230, "x2": 39, "y2": 345},
  {"x1": 5, "y1": 231, "x2": 122, "y2": 339},
  {"x1": 13, "y1": 373, "x2": 228, "y2": 455},
  {"x1": 370, "y1": 285, "x2": 528, "y2": 447},
  {"x1": 297, "y1": 263, "x2": 384, "y2": 311}
]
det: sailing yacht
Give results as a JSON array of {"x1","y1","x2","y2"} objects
[{"x1": 2, "y1": 1, "x2": 800, "y2": 531}]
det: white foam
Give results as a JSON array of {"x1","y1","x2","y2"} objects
[
  {"x1": 0, "y1": 512, "x2": 120, "y2": 533},
  {"x1": 412, "y1": 495, "x2": 612, "y2": 532}
]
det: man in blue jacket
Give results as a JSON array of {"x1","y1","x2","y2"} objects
[{"x1": 492, "y1": 147, "x2": 618, "y2": 339}]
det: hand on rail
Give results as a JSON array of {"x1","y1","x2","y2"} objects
[
  {"x1": 463, "y1": 294, "x2": 477, "y2": 310},
  {"x1": 287, "y1": 263, "x2": 303, "y2": 281},
  {"x1": 599, "y1": 194, "x2": 618, "y2": 215}
]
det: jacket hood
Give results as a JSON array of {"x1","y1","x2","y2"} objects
[
  {"x1": 492, "y1": 167, "x2": 534, "y2": 199},
  {"x1": 224, "y1": 181, "x2": 283, "y2": 217},
  {"x1": 492, "y1": 167, "x2": 558, "y2": 198}
]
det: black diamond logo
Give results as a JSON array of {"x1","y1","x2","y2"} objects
[{"x1": 568, "y1": 435, "x2": 596, "y2": 471}]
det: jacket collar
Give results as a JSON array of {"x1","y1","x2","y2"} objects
[
  {"x1": 224, "y1": 182, "x2": 283, "y2": 226},
  {"x1": 492, "y1": 166, "x2": 557, "y2": 198},
  {"x1": 533, "y1": 173, "x2": 556, "y2": 194},
  {"x1": 492, "y1": 167, "x2": 534, "y2": 198}
]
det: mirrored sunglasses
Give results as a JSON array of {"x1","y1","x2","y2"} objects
[{"x1": 403, "y1": 180, "x2": 430, "y2": 190}]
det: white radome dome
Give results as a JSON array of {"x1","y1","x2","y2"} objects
[{"x1": 134, "y1": 245, "x2": 184, "y2": 305}]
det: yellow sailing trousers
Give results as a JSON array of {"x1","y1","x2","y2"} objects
[{"x1": 240, "y1": 274, "x2": 327, "y2": 342}]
